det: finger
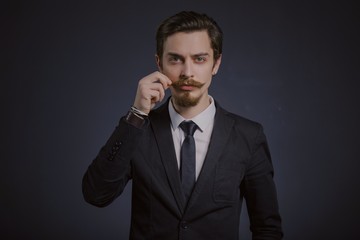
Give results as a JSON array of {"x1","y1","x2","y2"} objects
[
  {"x1": 148, "y1": 89, "x2": 161, "y2": 103},
  {"x1": 137, "y1": 81, "x2": 164, "y2": 105},
  {"x1": 149, "y1": 82, "x2": 165, "y2": 101},
  {"x1": 153, "y1": 71, "x2": 172, "y2": 90},
  {"x1": 152, "y1": 83, "x2": 165, "y2": 102}
]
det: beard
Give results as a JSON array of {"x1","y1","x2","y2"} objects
[
  {"x1": 172, "y1": 92, "x2": 201, "y2": 107},
  {"x1": 171, "y1": 78, "x2": 205, "y2": 107}
]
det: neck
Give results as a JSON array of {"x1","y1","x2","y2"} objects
[{"x1": 171, "y1": 95, "x2": 211, "y2": 119}]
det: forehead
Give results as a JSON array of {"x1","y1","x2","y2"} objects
[{"x1": 163, "y1": 31, "x2": 213, "y2": 56}]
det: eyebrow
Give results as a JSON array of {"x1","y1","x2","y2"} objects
[
  {"x1": 167, "y1": 52, "x2": 184, "y2": 60},
  {"x1": 193, "y1": 53, "x2": 210, "y2": 58},
  {"x1": 166, "y1": 52, "x2": 210, "y2": 59}
]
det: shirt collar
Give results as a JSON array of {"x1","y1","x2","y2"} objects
[{"x1": 168, "y1": 96, "x2": 216, "y2": 132}]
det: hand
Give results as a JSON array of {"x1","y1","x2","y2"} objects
[{"x1": 133, "y1": 71, "x2": 172, "y2": 114}]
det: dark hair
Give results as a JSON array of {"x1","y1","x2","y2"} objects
[{"x1": 156, "y1": 11, "x2": 223, "y2": 61}]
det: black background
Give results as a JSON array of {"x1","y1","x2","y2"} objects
[{"x1": 2, "y1": 0, "x2": 359, "y2": 239}]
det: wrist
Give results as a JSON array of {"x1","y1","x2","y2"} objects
[
  {"x1": 131, "y1": 106, "x2": 148, "y2": 117},
  {"x1": 124, "y1": 106, "x2": 148, "y2": 128}
]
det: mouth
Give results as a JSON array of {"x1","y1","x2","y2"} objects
[{"x1": 179, "y1": 85, "x2": 195, "y2": 91}]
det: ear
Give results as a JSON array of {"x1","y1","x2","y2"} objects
[
  {"x1": 212, "y1": 54, "x2": 222, "y2": 75},
  {"x1": 155, "y1": 55, "x2": 162, "y2": 71}
]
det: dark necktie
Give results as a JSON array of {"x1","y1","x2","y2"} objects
[{"x1": 179, "y1": 120, "x2": 198, "y2": 203}]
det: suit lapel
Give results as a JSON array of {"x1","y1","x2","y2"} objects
[
  {"x1": 150, "y1": 102, "x2": 186, "y2": 213},
  {"x1": 187, "y1": 105, "x2": 235, "y2": 209},
  {"x1": 149, "y1": 101, "x2": 235, "y2": 214}
]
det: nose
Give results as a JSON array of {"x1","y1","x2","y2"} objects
[{"x1": 180, "y1": 61, "x2": 194, "y2": 79}]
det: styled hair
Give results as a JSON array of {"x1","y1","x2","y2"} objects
[{"x1": 156, "y1": 11, "x2": 223, "y2": 61}]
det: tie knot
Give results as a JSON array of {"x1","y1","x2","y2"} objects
[{"x1": 180, "y1": 121, "x2": 198, "y2": 136}]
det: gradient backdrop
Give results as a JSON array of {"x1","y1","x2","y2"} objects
[{"x1": 2, "y1": 0, "x2": 359, "y2": 239}]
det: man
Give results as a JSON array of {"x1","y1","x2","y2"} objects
[{"x1": 82, "y1": 11, "x2": 283, "y2": 240}]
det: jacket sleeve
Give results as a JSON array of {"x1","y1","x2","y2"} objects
[
  {"x1": 243, "y1": 125, "x2": 283, "y2": 240},
  {"x1": 82, "y1": 116, "x2": 147, "y2": 207}
]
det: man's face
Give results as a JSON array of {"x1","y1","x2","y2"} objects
[{"x1": 157, "y1": 31, "x2": 221, "y2": 107}]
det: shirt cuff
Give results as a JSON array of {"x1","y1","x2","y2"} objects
[{"x1": 125, "y1": 110, "x2": 147, "y2": 128}]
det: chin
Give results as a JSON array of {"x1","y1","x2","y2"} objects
[{"x1": 172, "y1": 92, "x2": 201, "y2": 107}]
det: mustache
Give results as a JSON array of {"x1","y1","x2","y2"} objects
[{"x1": 171, "y1": 78, "x2": 205, "y2": 89}]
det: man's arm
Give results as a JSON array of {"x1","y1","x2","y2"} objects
[
  {"x1": 82, "y1": 71, "x2": 172, "y2": 207},
  {"x1": 243, "y1": 126, "x2": 283, "y2": 240},
  {"x1": 82, "y1": 117, "x2": 145, "y2": 207}
]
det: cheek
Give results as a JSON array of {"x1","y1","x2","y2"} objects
[
  {"x1": 166, "y1": 73, "x2": 178, "y2": 83},
  {"x1": 198, "y1": 70, "x2": 214, "y2": 84},
  {"x1": 195, "y1": 64, "x2": 213, "y2": 76},
  {"x1": 162, "y1": 67, "x2": 180, "y2": 81}
]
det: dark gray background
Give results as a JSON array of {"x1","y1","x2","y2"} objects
[{"x1": 2, "y1": 0, "x2": 359, "y2": 239}]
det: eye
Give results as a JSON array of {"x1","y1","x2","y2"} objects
[
  {"x1": 168, "y1": 56, "x2": 181, "y2": 63},
  {"x1": 195, "y1": 56, "x2": 207, "y2": 63}
]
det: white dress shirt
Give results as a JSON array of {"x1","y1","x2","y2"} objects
[{"x1": 168, "y1": 96, "x2": 216, "y2": 180}]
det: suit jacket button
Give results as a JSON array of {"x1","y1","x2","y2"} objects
[{"x1": 180, "y1": 221, "x2": 188, "y2": 229}]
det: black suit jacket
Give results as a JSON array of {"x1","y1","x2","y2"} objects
[{"x1": 83, "y1": 100, "x2": 283, "y2": 240}]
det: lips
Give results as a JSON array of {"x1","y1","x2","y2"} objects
[{"x1": 179, "y1": 85, "x2": 195, "y2": 91}]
